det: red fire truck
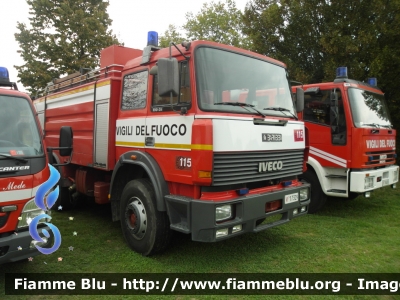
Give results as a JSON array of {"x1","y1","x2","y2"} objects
[
  {"x1": 34, "y1": 33, "x2": 311, "y2": 256},
  {"x1": 295, "y1": 67, "x2": 398, "y2": 213},
  {"x1": 0, "y1": 67, "x2": 71, "y2": 263}
]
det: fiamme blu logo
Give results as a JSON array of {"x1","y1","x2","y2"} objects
[{"x1": 29, "y1": 164, "x2": 62, "y2": 254}]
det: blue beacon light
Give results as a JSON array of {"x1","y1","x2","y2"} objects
[
  {"x1": 0, "y1": 67, "x2": 10, "y2": 81},
  {"x1": 147, "y1": 31, "x2": 158, "y2": 47},
  {"x1": 336, "y1": 67, "x2": 348, "y2": 78},
  {"x1": 367, "y1": 78, "x2": 377, "y2": 87}
]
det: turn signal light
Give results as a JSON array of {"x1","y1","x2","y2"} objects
[
  {"x1": 266, "y1": 200, "x2": 282, "y2": 213},
  {"x1": 198, "y1": 171, "x2": 212, "y2": 178}
]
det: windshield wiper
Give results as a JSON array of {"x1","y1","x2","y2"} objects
[
  {"x1": 263, "y1": 107, "x2": 298, "y2": 120},
  {"x1": 362, "y1": 123, "x2": 393, "y2": 129},
  {"x1": 214, "y1": 102, "x2": 266, "y2": 117},
  {"x1": 0, "y1": 153, "x2": 28, "y2": 163},
  {"x1": 362, "y1": 123, "x2": 379, "y2": 128},
  {"x1": 379, "y1": 124, "x2": 393, "y2": 129}
]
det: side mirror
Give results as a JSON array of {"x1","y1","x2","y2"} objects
[
  {"x1": 59, "y1": 126, "x2": 73, "y2": 156},
  {"x1": 157, "y1": 58, "x2": 179, "y2": 97},
  {"x1": 296, "y1": 88, "x2": 304, "y2": 112},
  {"x1": 47, "y1": 126, "x2": 73, "y2": 166}
]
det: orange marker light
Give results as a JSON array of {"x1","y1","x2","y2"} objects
[{"x1": 198, "y1": 171, "x2": 212, "y2": 178}]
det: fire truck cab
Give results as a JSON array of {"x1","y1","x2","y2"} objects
[
  {"x1": 296, "y1": 67, "x2": 398, "y2": 213},
  {"x1": 0, "y1": 67, "x2": 53, "y2": 263}
]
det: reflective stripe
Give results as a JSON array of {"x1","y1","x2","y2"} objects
[{"x1": 309, "y1": 146, "x2": 347, "y2": 168}]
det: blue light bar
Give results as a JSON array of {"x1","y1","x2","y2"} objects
[
  {"x1": 336, "y1": 67, "x2": 348, "y2": 78},
  {"x1": 367, "y1": 78, "x2": 377, "y2": 87},
  {"x1": 236, "y1": 188, "x2": 249, "y2": 195},
  {"x1": 147, "y1": 31, "x2": 158, "y2": 47},
  {"x1": 0, "y1": 67, "x2": 10, "y2": 81},
  {"x1": 282, "y1": 180, "x2": 292, "y2": 187}
]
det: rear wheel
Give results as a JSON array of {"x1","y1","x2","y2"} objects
[
  {"x1": 52, "y1": 186, "x2": 75, "y2": 211},
  {"x1": 120, "y1": 178, "x2": 171, "y2": 256},
  {"x1": 300, "y1": 170, "x2": 327, "y2": 213},
  {"x1": 50, "y1": 157, "x2": 76, "y2": 211}
]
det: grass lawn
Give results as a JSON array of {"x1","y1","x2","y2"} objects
[{"x1": 1, "y1": 186, "x2": 399, "y2": 299}]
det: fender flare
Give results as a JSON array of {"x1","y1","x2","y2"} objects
[
  {"x1": 306, "y1": 156, "x2": 327, "y2": 194},
  {"x1": 110, "y1": 151, "x2": 169, "y2": 211}
]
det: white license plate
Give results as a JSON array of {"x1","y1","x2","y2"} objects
[
  {"x1": 284, "y1": 193, "x2": 298, "y2": 204},
  {"x1": 380, "y1": 154, "x2": 387, "y2": 159}
]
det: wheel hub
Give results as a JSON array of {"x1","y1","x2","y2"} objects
[{"x1": 125, "y1": 197, "x2": 147, "y2": 240}]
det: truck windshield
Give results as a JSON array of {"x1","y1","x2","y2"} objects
[
  {"x1": 0, "y1": 95, "x2": 43, "y2": 157},
  {"x1": 195, "y1": 47, "x2": 295, "y2": 117},
  {"x1": 348, "y1": 88, "x2": 392, "y2": 128}
]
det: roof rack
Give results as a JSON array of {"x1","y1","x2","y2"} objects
[{"x1": 46, "y1": 64, "x2": 124, "y2": 94}]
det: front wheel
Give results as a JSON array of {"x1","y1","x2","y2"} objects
[
  {"x1": 347, "y1": 192, "x2": 360, "y2": 200},
  {"x1": 120, "y1": 178, "x2": 171, "y2": 256},
  {"x1": 300, "y1": 170, "x2": 327, "y2": 213}
]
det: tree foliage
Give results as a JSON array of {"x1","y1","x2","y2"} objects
[
  {"x1": 243, "y1": 0, "x2": 399, "y2": 82},
  {"x1": 159, "y1": 24, "x2": 186, "y2": 48},
  {"x1": 15, "y1": 0, "x2": 120, "y2": 95},
  {"x1": 243, "y1": 0, "x2": 330, "y2": 83},
  {"x1": 167, "y1": 0, "x2": 251, "y2": 49}
]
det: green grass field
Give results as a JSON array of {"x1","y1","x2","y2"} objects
[{"x1": 1, "y1": 186, "x2": 399, "y2": 299}]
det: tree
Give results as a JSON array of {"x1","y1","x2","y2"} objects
[
  {"x1": 243, "y1": 0, "x2": 329, "y2": 83},
  {"x1": 368, "y1": 0, "x2": 400, "y2": 161},
  {"x1": 182, "y1": 0, "x2": 251, "y2": 49},
  {"x1": 159, "y1": 24, "x2": 186, "y2": 48},
  {"x1": 319, "y1": 0, "x2": 382, "y2": 81},
  {"x1": 15, "y1": 0, "x2": 120, "y2": 96}
]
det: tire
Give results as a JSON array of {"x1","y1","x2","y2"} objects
[
  {"x1": 120, "y1": 178, "x2": 171, "y2": 256},
  {"x1": 50, "y1": 157, "x2": 76, "y2": 211},
  {"x1": 347, "y1": 192, "x2": 360, "y2": 200},
  {"x1": 52, "y1": 186, "x2": 74, "y2": 211},
  {"x1": 300, "y1": 169, "x2": 327, "y2": 213},
  {"x1": 256, "y1": 218, "x2": 266, "y2": 226}
]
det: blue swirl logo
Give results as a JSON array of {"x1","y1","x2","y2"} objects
[{"x1": 29, "y1": 164, "x2": 62, "y2": 254}]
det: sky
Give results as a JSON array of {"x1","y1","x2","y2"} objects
[{"x1": 0, "y1": 0, "x2": 250, "y2": 92}]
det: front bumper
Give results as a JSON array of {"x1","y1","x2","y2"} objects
[
  {"x1": 0, "y1": 226, "x2": 51, "y2": 264},
  {"x1": 165, "y1": 183, "x2": 310, "y2": 242},
  {"x1": 350, "y1": 165, "x2": 399, "y2": 193}
]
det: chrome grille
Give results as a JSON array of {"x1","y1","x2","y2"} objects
[{"x1": 213, "y1": 149, "x2": 304, "y2": 186}]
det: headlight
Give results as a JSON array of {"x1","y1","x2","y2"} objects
[
  {"x1": 299, "y1": 188, "x2": 309, "y2": 201},
  {"x1": 17, "y1": 199, "x2": 50, "y2": 228},
  {"x1": 215, "y1": 205, "x2": 232, "y2": 222},
  {"x1": 364, "y1": 176, "x2": 374, "y2": 189},
  {"x1": 216, "y1": 228, "x2": 229, "y2": 238}
]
